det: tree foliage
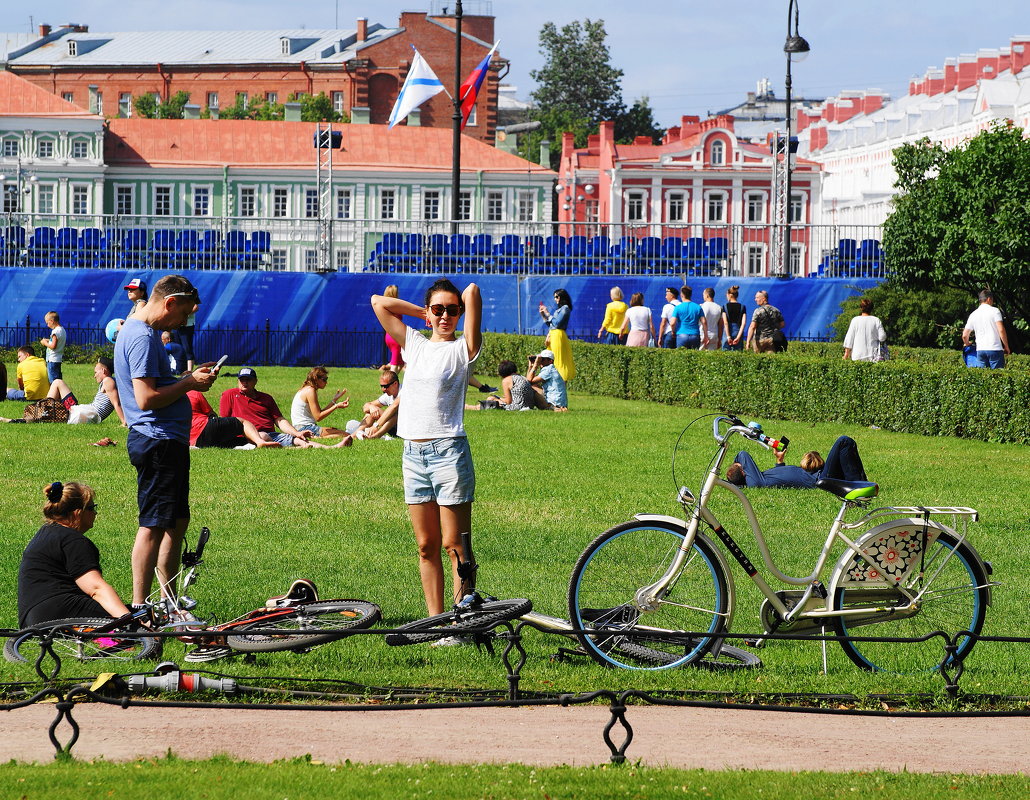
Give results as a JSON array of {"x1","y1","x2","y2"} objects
[
  {"x1": 831, "y1": 284, "x2": 972, "y2": 349},
  {"x1": 615, "y1": 96, "x2": 664, "y2": 145},
  {"x1": 132, "y1": 91, "x2": 190, "y2": 119},
  {"x1": 883, "y1": 122, "x2": 1030, "y2": 348}
]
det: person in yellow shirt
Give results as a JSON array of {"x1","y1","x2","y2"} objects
[
  {"x1": 8, "y1": 346, "x2": 50, "y2": 401},
  {"x1": 596, "y1": 286, "x2": 628, "y2": 345}
]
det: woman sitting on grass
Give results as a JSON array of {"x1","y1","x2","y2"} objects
[
  {"x1": 467, "y1": 360, "x2": 547, "y2": 411},
  {"x1": 17, "y1": 481, "x2": 131, "y2": 628},
  {"x1": 290, "y1": 366, "x2": 350, "y2": 438}
]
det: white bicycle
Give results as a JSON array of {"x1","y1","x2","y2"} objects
[{"x1": 568, "y1": 415, "x2": 995, "y2": 673}]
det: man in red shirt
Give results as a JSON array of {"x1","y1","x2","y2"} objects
[
  {"x1": 219, "y1": 367, "x2": 347, "y2": 448},
  {"x1": 188, "y1": 390, "x2": 281, "y2": 449}
]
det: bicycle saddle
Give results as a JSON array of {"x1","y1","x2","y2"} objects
[
  {"x1": 265, "y1": 578, "x2": 319, "y2": 607},
  {"x1": 815, "y1": 478, "x2": 879, "y2": 501}
]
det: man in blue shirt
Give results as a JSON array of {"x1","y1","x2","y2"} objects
[
  {"x1": 527, "y1": 349, "x2": 568, "y2": 410},
  {"x1": 725, "y1": 436, "x2": 868, "y2": 489},
  {"x1": 670, "y1": 285, "x2": 707, "y2": 349},
  {"x1": 115, "y1": 275, "x2": 218, "y2": 608}
]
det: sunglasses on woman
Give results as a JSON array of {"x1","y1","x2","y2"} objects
[{"x1": 429, "y1": 304, "x2": 462, "y2": 318}]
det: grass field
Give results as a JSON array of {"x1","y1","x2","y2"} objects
[
  {"x1": 2, "y1": 363, "x2": 1026, "y2": 700},
  {"x1": 2, "y1": 757, "x2": 1029, "y2": 799}
]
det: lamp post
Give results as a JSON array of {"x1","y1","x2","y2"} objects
[
  {"x1": 450, "y1": 0, "x2": 464, "y2": 235},
  {"x1": 782, "y1": 0, "x2": 810, "y2": 275}
]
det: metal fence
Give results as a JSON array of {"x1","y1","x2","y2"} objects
[{"x1": 1, "y1": 212, "x2": 887, "y2": 279}]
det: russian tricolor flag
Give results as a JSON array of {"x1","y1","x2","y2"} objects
[{"x1": 459, "y1": 43, "x2": 498, "y2": 130}]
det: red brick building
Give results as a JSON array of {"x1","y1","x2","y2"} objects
[{"x1": 5, "y1": 11, "x2": 502, "y2": 143}]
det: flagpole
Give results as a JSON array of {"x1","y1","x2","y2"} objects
[{"x1": 450, "y1": 0, "x2": 463, "y2": 235}]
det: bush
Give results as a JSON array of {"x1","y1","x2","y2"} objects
[
  {"x1": 478, "y1": 333, "x2": 1030, "y2": 444},
  {"x1": 831, "y1": 283, "x2": 972, "y2": 348}
]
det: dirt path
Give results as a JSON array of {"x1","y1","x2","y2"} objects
[{"x1": 3, "y1": 702, "x2": 1029, "y2": 773}]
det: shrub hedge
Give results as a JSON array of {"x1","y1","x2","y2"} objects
[{"x1": 479, "y1": 334, "x2": 1029, "y2": 444}]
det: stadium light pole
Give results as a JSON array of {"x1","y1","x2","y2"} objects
[{"x1": 783, "y1": 0, "x2": 810, "y2": 275}]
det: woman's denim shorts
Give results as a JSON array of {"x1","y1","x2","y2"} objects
[{"x1": 402, "y1": 436, "x2": 475, "y2": 506}]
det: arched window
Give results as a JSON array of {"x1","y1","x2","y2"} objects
[{"x1": 710, "y1": 140, "x2": 725, "y2": 166}]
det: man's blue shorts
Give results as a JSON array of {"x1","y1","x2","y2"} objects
[{"x1": 127, "y1": 430, "x2": 190, "y2": 528}]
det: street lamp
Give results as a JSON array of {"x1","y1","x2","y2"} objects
[{"x1": 782, "y1": 0, "x2": 810, "y2": 276}]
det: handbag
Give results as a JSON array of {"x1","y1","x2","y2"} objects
[{"x1": 23, "y1": 397, "x2": 70, "y2": 423}]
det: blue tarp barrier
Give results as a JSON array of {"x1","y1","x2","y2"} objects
[{"x1": 0, "y1": 268, "x2": 881, "y2": 365}]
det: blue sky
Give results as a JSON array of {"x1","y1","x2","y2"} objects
[{"x1": 5, "y1": 1, "x2": 1030, "y2": 126}]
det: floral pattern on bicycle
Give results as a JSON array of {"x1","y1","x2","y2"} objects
[{"x1": 840, "y1": 527, "x2": 940, "y2": 585}]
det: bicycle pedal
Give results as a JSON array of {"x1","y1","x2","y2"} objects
[
  {"x1": 178, "y1": 595, "x2": 199, "y2": 611},
  {"x1": 742, "y1": 636, "x2": 767, "y2": 649}
]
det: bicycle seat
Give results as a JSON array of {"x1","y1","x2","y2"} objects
[{"x1": 815, "y1": 478, "x2": 879, "y2": 501}]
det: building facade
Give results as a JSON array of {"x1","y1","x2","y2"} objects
[{"x1": 3, "y1": 6, "x2": 503, "y2": 144}]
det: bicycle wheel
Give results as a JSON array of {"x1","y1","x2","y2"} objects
[
  {"x1": 568, "y1": 520, "x2": 730, "y2": 670},
  {"x1": 832, "y1": 530, "x2": 989, "y2": 673},
  {"x1": 225, "y1": 600, "x2": 381, "y2": 653},
  {"x1": 385, "y1": 598, "x2": 533, "y2": 646},
  {"x1": 4, "y1": 618, "x2": 160, "y2": 664}
]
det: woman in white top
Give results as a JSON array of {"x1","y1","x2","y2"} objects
[
  {"x1": 843, "y1": 298, "x2": 887, "y2": 362},
  {"x1": 372, "y1": 279, "x2": 483, "y2": 617},
  {"x1": 290, "y1": 366, "x2": 349, "y2": 437},
  {"x1": 621, "y1": 292, "x2": 656, "y2": 347}
]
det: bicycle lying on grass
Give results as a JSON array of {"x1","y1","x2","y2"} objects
[
  {"x1": 385, "y1": 533, "x2": 761, "y2": 670},
  {"x1": 4, "y1": 527, "x2": 382, "y2": 665},
  {"x1": 568, "y1": 414, "x2": 996, "y2": 673}
]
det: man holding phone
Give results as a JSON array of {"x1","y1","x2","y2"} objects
[{"x1": 114, "y1": 275, "x2": 218, "y2": 615}]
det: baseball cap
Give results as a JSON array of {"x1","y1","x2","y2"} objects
[
  {"x1": 124, "y1": 278, "x2": 147, "y2": 292},
  {"x1": 537, "y1": 349, "x2": 555, "y2": 360},
  {"x1": 238, "y1": 367, "x2": 257, "y2": 380}
]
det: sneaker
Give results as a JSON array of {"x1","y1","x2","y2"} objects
[
  {"x1": 478, "y1": 384, "x2": 497, "y2": 394},
  {"x1": 430, "y1": 634, "x2": 472, "y2": 648},
  {"x1": 233, "y1": 443, "x2": 257, "y2": 450}
]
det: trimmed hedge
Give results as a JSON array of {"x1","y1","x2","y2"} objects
[{"x1": 478, "y1": 334, "x2": 1029, "y2": 444}]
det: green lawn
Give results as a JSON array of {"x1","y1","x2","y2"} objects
[{"x1": 1, "y1": 363, "x2": 1027, "y2": 704}]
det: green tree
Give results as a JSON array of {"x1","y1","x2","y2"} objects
[
  {"x1": 615, "y1": 96, "x2": 664, "y2": 144},
  {"x1": 831, "y1": 284, "x2": 971, "y2": 349},
  {"x1": 132, "y1": 93, "x2": 158, "y2": 119},
  {"x1": 883, "y1": 122, "x2": 1030, "y2": 348},
  {"x1": 520, "y1": 19, "x2": 626, "y2": 168},
  {"x1": 157, "y1": 91, "x2": 190, "y2": 119},
  {"x1": 288, "y1": 92, "x2": 343, "y2": 123}
]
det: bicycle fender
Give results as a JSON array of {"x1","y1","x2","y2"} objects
[
  {"x1": 632, "y1": 514, "x2": 737, "y2": 632},
  {"x1": 828, "y1": 518, "x2": 992, "y2": 606}
]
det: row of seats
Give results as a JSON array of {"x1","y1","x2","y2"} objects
[
  {"x1": 813, "y1": 238, "x2": 886, "y2": 278},
  {"x1": 0, "y1": 225, "x2": 273, "y2": 270},
  {"x1": 366, "y1": 233, "x2": 730, "y2": 275}
]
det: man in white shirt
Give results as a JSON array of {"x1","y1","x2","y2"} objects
[
  {"x1": 657, "y1": 287, "x2": 680, "y2": 349},
  {"x1": 699, "y1": 287, "x2": 724, "y2": 351},
  {"x1": 962, "y1": 290, "x2": 1010, "y2": 369}
]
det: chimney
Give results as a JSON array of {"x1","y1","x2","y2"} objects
[
  {"x1": 943, "y1": 58, "x2": 957, "y2": 93},
  {"x1": 38, "y1": 24, "x2": 51, "y2": 37},
  {"x1": 406, "y1": 108, "x2": 421, "y2": 127},
  {"x1": 284, "y1": 101, "x2": 302, "y2": 122},
  {"x1": 927, "y1": 69, "x2": 944, "y2": 96},
  {"x1": 356, "y1": 17, "x2": 367, "y2": 42},
  {"x1": 1010, "y1": 37, "x2": 1030, "y2": 75},
  {"x1": 350, "y1": 106, "x2": 370, "y2": 124},
  {"x1": 956, "y1": 55, "x2": 977, "y2": 91},
  {"x1": 183, "y1": 103, "x2": 201, "y2": 120},
  {"x1": 538, "y1": 139, "x2": 550, "y2": 167}
]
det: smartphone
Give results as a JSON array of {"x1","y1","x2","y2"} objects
[{"x1": 213, "y1": 354, "x2": 229, "y2": 374}]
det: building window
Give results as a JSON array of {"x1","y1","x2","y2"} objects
[
  {"x1": 380, "y1": 188, "x2": 396, "y2": 220},
  {"x1": 71, "y1": 185, "x2": 90, "y2": 215},
  {"x1": 789, "y1": 192, "x2": 805, "y2": 224},
  {"x1": 3, "y1": 139, "x2": 19, "y2": 157},
  {"x1": 304, "y1": 249, "x2": 318, "y2": 271},
  {"x1": 271, "y1": 249, "x2": 287, "y2": 270},
  {"x1": 154, "y1": 186, "x2": 172, "y2": 216},
  {"x1": 37, "y1": 139, "x2": 55, "y2": 158},
  {"x1": 67, "y1": 40, "x2": 78, "y2": 56},
  {"x1": 790, "y1": 244, "x2": 804, "y2": 276},
  {"x1": 272, "y1": 188, "x2": 289, "y2": 218},
  {"x1": 115, "y1": 185, "x2": 134, "y2": 216},
  {"x1": 192, "y1": 186, "x2": 211, "y2": 216},
  {"x1": 335, "y1": 249, "x2": 351, "y2": 271},
  {"x1": 625, "y1": 192, "x2": 646, "y2": 223},
  {"x1": 458, "y1": 190, "x2": 472, "y2": 221},
  {"x1": 71, "y1": 139, "x2": 89, "y2": 159},
  {"x1": 332, "y1": 91, "x2": 344, "y2": 115},
  {"x1": 335, "y1": 188, "x2": 352, "y2": 219},
  {"x1": 517, "y1": 191, "x2": 535, "y2": 222},
  {"x1": 710, "y1": 140, "x2": 725, "y2": 166},
  {"x1": 281, "y1": 37, "x2": 291, "y2": 56},
  {"x1": 2, "y1": 185, "x2": 18, "y2": 213},
  {"x1": 304, "y1": 189, "x2": 319, "y2": 218},
  {"x1": 486, "y1": 190, "x2": 504, "y2": 222},
  {"x1": 62, "y1": 91, "x2": 75, "y2": 104},
  {"x1": 119, "y1": 93, "x2": 132, "y2": 117},
  {"x1": 266, "y1": 92, "x2": 278, "y2": 104},
  {"x1": 207, "y1": 92, "x2": 219, "y2": 111},
  {"x1": 746, "y1": 244, "x2": 764, "y2": 276},
  {"x1": 38, "y1": 184, "x2": 55, "y2": 215},
  {"x1": 667, "y1": 193, "x2": 686, "y2": 223},
  {"x1": 422, "y1": 190, "x2": 441, "y2": 220},
  {"x1": 746, "y1": 193, "x2": 765, "y2": 223},
  {"x1": 239, "y1": 187, "x2": 256, "y2": 217},
  {"x1": 706, "y1": 192, "x2": 726, "y2": 223},
  {"x1": 95, "y1": 92, "x2": 103, "y2": 116},
  {"x1": 466, "y1": 105, "x2": 477, "y2": 127},
  {"x1": 236, "y1": 92, "x2": 249, "y2": 109}
]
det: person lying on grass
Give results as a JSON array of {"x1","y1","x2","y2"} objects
[{"x1": 725, "y1": 436, "x2": 868, "y2": 489}]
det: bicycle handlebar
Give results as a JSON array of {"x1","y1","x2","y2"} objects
[{"x1": 713, "y1": 415, "x2": 788, "y2": 452}]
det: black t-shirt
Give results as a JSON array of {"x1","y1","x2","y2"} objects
[
  {"x1": 18, "y1": 522, "x2": 102, "y2": 627},
  {"x1": 724, "y1": 302, "x2": 746, "y2": 327}
]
